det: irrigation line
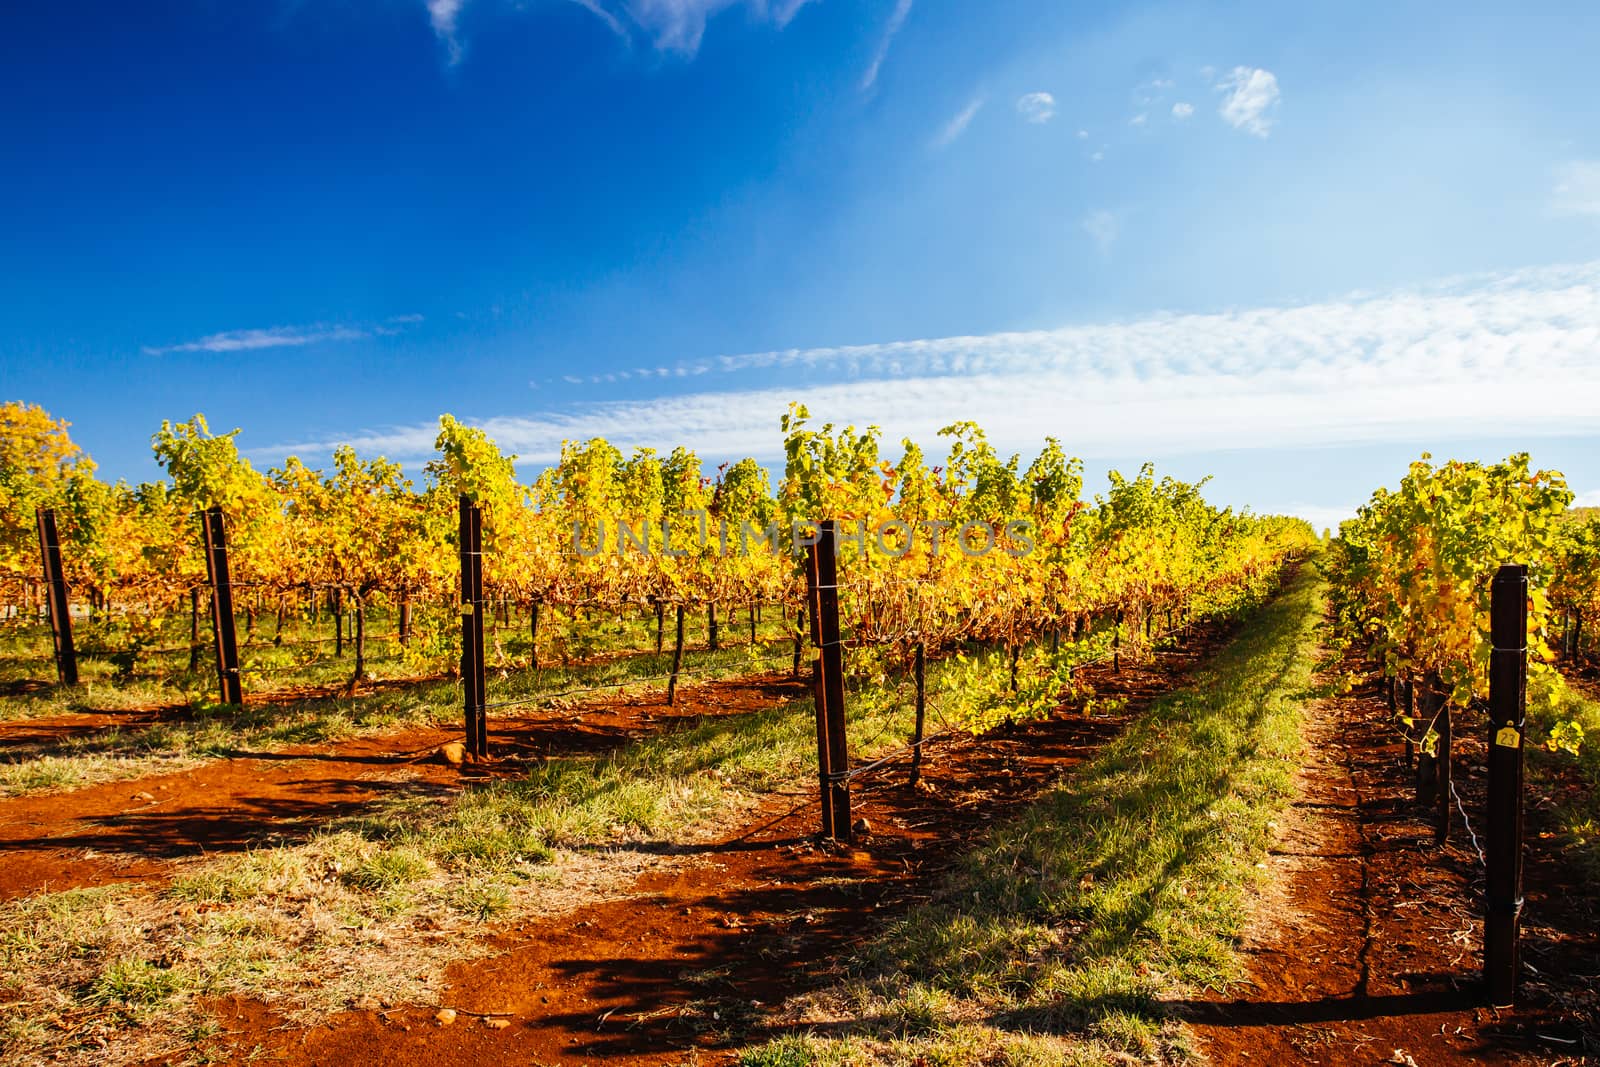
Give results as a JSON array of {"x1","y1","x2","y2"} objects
[
  {"x1": 480, "y1": 651, "x2": 799, "y2": 712},
  {"x1": 1377, "y1": 700, "x2": 1449, "y2": 751},
  {"x1": 843, "y1": 725, "x2": 966, "y2": 783},
  {"x1": 1449, "y1": 781, "x2": 1487, "y2": 867}
]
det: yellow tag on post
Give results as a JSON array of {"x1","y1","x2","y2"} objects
[{"x1": 1494, "y1": 726, "x2": 1520, "y2": 749}]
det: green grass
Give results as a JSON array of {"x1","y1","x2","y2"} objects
[
  {"x1": 0, "y1": 636, "x2": 947, "y2": 1067},
  {"x1": 0, "y1": 581, "x2": 1300, "y2": 1066},
  {"x1": 740, "y1": 561, "x2": 1326, "y2": 1066},
  {"x1": 1531, "y1": 670, "x2": 1600, "y2": 883},
  {"x1": 0, "y1": 604, "x2": 804, "y2": 797},
  {"x1": 0, "y1": 599, "x2": 793, "y2": 709}
]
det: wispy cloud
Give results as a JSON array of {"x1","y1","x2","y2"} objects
[
  {"x1": 426, "y1": 0, "x2": 467, "y2": 63},
  {"x1": 1082, "y1": 210, "x2": 1117, "y2": 252},
  {"x1": 255, "y1": 262, "x2": 1600, "y2": 469},
  {"x1": 621, "y1": 0, "x2": 787, "y2": 55},
  {"x1": 860, "y1": 0, "x2": 913, "y2": 91},
  {"x1": 932, "y1": 94, "x2": 984, "y2": 149},
  {"x1": 565, "y1": 0, "x2": 629, "y2": 40},
  {"x1": 143, "y1": 317, "x2": 420, "y2": 355},
  {"x1": 422, "y1": 0, "x2": 811, "y2": 60},
  {"x1": 1015, "y1": 91, "x2": 1055, "y2": 124},
  {"x1": 1553, "y1": 161, "x2": 1600, "y2": 218},
  {"x1": 1171, "y1": 101, "x2": 1194, "y2": 120},
  {"x1": 1216, "y1": 66, "x2": 1280, "y2": 137}
]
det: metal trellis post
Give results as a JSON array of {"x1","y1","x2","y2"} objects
[
  {"x1": 459, "y1": 495, "x2": 488, "y2": 760},
  {"x1": 35, "y1": 508, "x2": 78, "y2": 686},
  {"x1": 202, "y1": 507, "x2": 242, "y2": 705},
  {"x1": 806, "y1": 520, "x2": 851, "y2": 841},
  {"x1": 1484, "y1": 563, "x2": 1528, "y2": 1007}
]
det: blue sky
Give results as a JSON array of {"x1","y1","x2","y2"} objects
[{"x1": 3, "y1": 0, "x2": 1599, "y2": 528}]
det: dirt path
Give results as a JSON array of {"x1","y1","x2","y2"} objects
[
  {"x1": 183, "y1": 624, "x2": 1240, "y2": 1066},
  {"x1": 1185, "y1": 663, "x2": 1599, "y2": 1065},
  {"x1": 0, "y1": 673, "x2": 806, "y2": 900}
]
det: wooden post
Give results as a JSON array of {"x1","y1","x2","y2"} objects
[
  {"x1": 189, "y1": 587, "x2": 202, "y2": 671},
  {"x1": 529, "y1": 599, "x2": 542, "y2": 669},
  {"x1": 35, "y1": 508, "x2": 78, "y2": 686},
  {"x1": 459, "y1": 496, "x2": 488, "y2": 760},
  {"x1": 1113, "y1": 609, "x2": 1123, "y2": 673},
  {"x1": 909, "y1": 642, "x2": 927, "y2": 787},
  {"x1": 667, "y1": 605, "x2": 686, "y2": 704},
  {"x1": 1402, "y1": 675, "x2": 1415, "y2": 767},
  {"x1": 708, "y1": 602, "x2": 719, "y2": 652},
  {"x1": 201, "y1": 507, "x2": 242, "y2": 705},
  {"x1": 807, "y1": 521, "x2": 851, "y2": 841},
  {"x1": 804, "y1": 538, "x2": 833, "y2": 837},
  {"x1": 1485, "y1": 563, "x2": 1528, "y2": 1007},
  {"x1": 1436, "y1": 699, "x2": 1453, "y2": 845},
  {"x1": 353, "y1": 598, "x2": 367, "y2": 680},
  {"x1": 792, "y1": 606, "x2": 805, "y2": 678},
  {"x1": 1416, "y1": 682, "x2": 1438, "y2": 807}
]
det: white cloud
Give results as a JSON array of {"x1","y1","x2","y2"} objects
[
  {"x1": 427, "y1": 0, "x2": 465, "y2": 36},
  {"x1": 1089, "y1": 149, "x2": 1104, "y2": 162},
  {"x1": 931, "y1": 94, "x2": 984, "y2": 148},
  {"x1": 1171, "y1": 101, "x2": 1194, "y2": 120},
  {"x1": 1129, "y1": 113, "x2": 1147, "y2": 127},
  {"x1": 426, "y1": 0, "x2": 467, "y2": 62},
  {"x1": 565, "y1": 0, "x2": 630, "y2": 40},
  {"x1": 423, "y1": 0, "x2": 811, "y2": 59},
  {"x1": 1572, "y1": 489, "x2": 1600, "y2": 508},
  {"x1": 1553, "y1": 161, "x2": 1600, "y2": 218},
  {"x1": 257, "y1": 262, "x2": 1600, "y2": 471},
  {"x1": 1076, "y1": 128, "x2": 1088, "y2": 139},
  {"x1": 1015, "y1": 91, "x2": 1056, "y2": 124},
  {"x1": 141, "y1": 318, "x2": 419, "y2": 355},
  {"x1": 1082, "y1": 210, "x2": 1117, "y2": 252},
  {"x1": 860, "y1": 0, "x2": 913, "y2": 91},
  {"x1": 620, "y1": 0, "x2": 797, "y2": 55},
  {"x1": 1132, "y1": 78, "x2": 1175, "y2": 107},
  {"x1": 1216, "y1": 66, "x2": 1280, "y2": 137}
]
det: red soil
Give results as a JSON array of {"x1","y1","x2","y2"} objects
[
  {"x1": 1186, "y1": 665, "x2": 1599, "y2": 1065},
  {"x1": 0, "y1": 673, "x2": 805, "y2": 901},
  {"x1": 169, "y1": 629, "x2": 1232, "y2": 1066}
]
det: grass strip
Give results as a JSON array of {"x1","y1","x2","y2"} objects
[
  {"x1": 742, "y1": 561, "x2": 1326, "y2": 1066},
  {"x1": 0, "y1": 618, "x2": 796, "y2": 797}
]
